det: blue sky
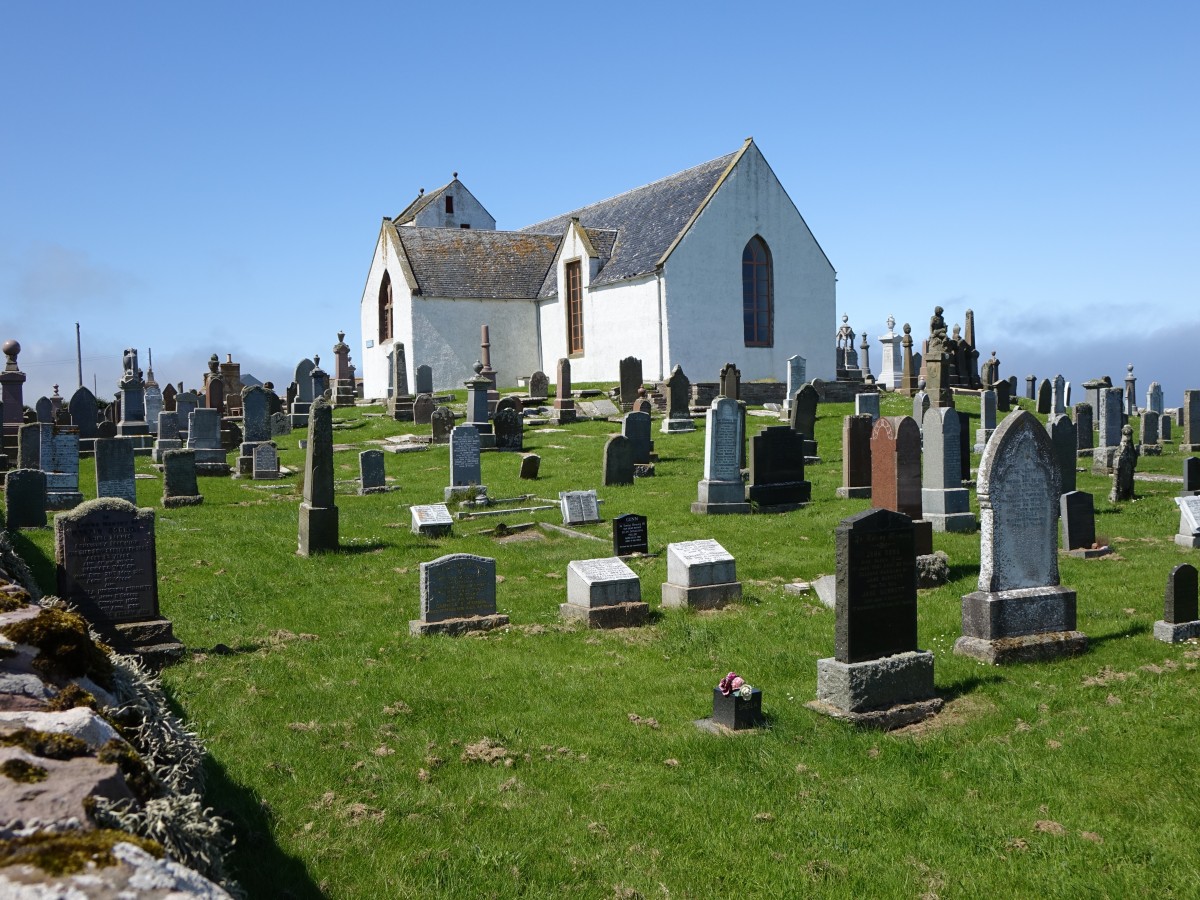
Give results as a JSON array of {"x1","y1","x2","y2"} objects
[{"x1": 1, "y1": 2, "x2": 1196, "y2": 406}]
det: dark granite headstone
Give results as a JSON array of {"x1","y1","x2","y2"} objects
[
  {"x1": 449, "y1": 425, "x2": 482, "y2": 488},
  {"x1": 1046, "y1": 414, "x2": 1077, "y2": 493},
  {"x1": 838, "y1": 414, "x2": 873, "y2": 498},
  {"x1": 995, "y1": 378, "x2": 1011, "y2": 412},
  {"x1": 1059, "y1": 490, "x2": 1096, "y2": 551},
  {"x1": 718, "y1": 363, "x2": 740, "y2": 400},
  {"x1": 68, "y1": 386, "x2": 99, "y2": 439},
  {"x1": 162, "y1": 449, "x2": 203, "y2": 507},
  {"x1": 619, "y1": 357, "x2": 643, "y2": 408},
  {"x1": 789, "y1": 384, "x2": 819, "y2": 442},
  {"x1": 298, "y1": 397, "x2": 338, "y2": 555},
  {"x1": 661, "y1": 365, "x2": 694, "y2": 433},
  {"x1": 834, "y1": 508, "x2": 917, "y2": 663},
  {"x1": 97, "y1": 420, "x2": 117, "y2": 440},
  {"x1": 241, "y1": 385, "x2": 270, "y2": 443},
  {"x1": 747, "y1": 425, "x2": 810, "y2": 508},
  {"x1": 622, "y1": 411, "x2": 653, "y2": 464},
  {"x1": 415, "y1": 364, "x2": 433, "y2": 395},
  {"x1": 4, "y1": 469, "x2": 47, "y2": 528},
  {"x1": 54, "y1": 497, "x2": 181, "y2": 662},
  {"x1": 613, "y1": 513, "x2": 649, "y2": 556},
  {"x1": 411, "y1": 553, "x2": 507, "y2": 635},
  {"x1": 430, "y1": 406, "x2": 454, "y2": 444},
  {"x1": 1183, "y1": 457, "x2": 1199, "y2": 496},
  {"x1": 603, "y1": 434, "x2": 634, "y2": 486},
  {"x1": 493, "y1": 407, "x2": 523, "y2": 451},
  {"x1": 17, "y1": 422, "x2": 41, "y2": 469},
  {"x1": 1074, "y1": 402, "x2": 1094, "y2": 451},
  {"x1": 1164, "y1": 564, "x2": 1198, "y2": 624},
  {"x1": 519, "y1": 453, "x2": 540, "y2": 479},
  {"x1": 94, "y1": 437, "x2": 136, "y2": 505},
  {"x1": 359, "y1": 449, "x2": 387, "y2": 494},
  {"x1": 413, "y1": 393, "x2": 435, "y2": 425},
  {"x1": 252, "y1": 442, "x2": 279, "y2": 480}
]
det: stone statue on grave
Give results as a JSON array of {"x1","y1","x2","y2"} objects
[
  {"x1": 1110, "y1": 424, "x2": 1138, "y2": 502},
  {"x1": 928, "y1": 306, "x2": 948, "y2": 358},
  {"x1": 120, "y1": 348, "x2": 141, "y2": 386},
  {"x1": 981, "y1": 351, "x2": 1000, "y2": 388},
  {"x1": 836, "y1": 314, "x2": 856, "y2": 352}
]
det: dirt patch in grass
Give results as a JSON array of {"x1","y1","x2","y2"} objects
[
  {"x1": 894, "y1": 694, "x2": 995, "y2": 738},
  {"x1": 461, "y1": 737, "x2": 511, "y2": 766}
]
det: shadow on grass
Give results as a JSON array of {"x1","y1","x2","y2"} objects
[
  {"x1": 1088, "y1": 623, "x2": 1151, "y2": 648},
  {"x1": 155, "y1": 685, "x2": 324, "y2": 899},
  {"x1": 7, "y1": 529, "x2": 55, "y2": 596},
  {"x1": 337, "y1": 541, "x2": 389, "y2": 554},
  {"x1": 945, "y1": 563, "x2": 980, "y2": 584},
  {"x1": 937, "y1": 673, "x2": 1005, "y2": 701}
]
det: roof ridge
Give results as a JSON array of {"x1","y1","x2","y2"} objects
[{"x1": 520, "y1": 148, "x2": 739, "y2": 231}]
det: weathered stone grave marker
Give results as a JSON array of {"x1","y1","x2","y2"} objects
[
  {"x1": 660, "y1": 539, "x2": 741, "y2": 610},
  {"x1": 411, "y1": 553, "x2": 508, "y2": 636},
  {"x1": 560, "y1": 556, "x2": 648, "y2": 628},
  {"x1": 1154, "y1": 564, "x2": 1199, "y2": 643}
]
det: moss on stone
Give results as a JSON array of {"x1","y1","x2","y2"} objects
[
  {"x1": 97, "y1": 738, "x2": 162, "y2": 804},
  {"x1": 0, "y1": 592, "x2": 29, "y2": 613},
  {"x1": 0, "y1": 728, "x2": 90, "y2": 760},
  {"x1": 44, "y1": 682, "x2": 99, "y2": 713},
  {"x1": 0, "y1": 758, "x2": 48, "y2": 783},
  {"x1": 0, "y1": 829, "x2": 162, "y2": 875},
  {"x1": 0, "y1": 607, "x2": 113, "y2": 689}
]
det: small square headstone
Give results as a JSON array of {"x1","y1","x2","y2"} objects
[{"x1": 612, "y1": 513, "x2": 648, "y2": 556}]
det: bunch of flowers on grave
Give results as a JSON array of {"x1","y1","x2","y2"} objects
[{"x1": 718, "y1": 671, "x2": 754, "y2": 700}]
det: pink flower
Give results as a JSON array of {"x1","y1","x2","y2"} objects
[
  {"x1": 731, "y1": 677, "x2": 745, "y2": 691},
  {"x1": 718, "y1": 672, "x2": 738, "y2": 696}
]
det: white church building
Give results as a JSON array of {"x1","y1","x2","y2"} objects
[{"x1": 358, "y1": 138, "x2": 835, "y2": 396}]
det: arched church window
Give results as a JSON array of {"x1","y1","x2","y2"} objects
[
  {"x1": 378, "y1": 271, "x2": 394, "y2": 342},
  {"x1": 742, "y1": 236, "x2": 772, "y2": 347}
]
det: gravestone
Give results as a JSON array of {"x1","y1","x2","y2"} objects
[
  {"x1": 161, "y1": 383, "x2": 177, "y2": 412},
  {"x1": 41, "y1": 426, "x2": 84, "y2": 510},
  {"x1": 359, "y1": 449, "x2": 387, "y2": 494},
  {"x1": 298, "y1": 397, "x2": 338, "y2": 556},
  {"x1": 388, "y1": 344, "x2": 411, "y2": 415},
  {"x1": 871, "y1": 416, "x2": 922, "y2": 520},
  {"x1": 551, "y1": 358, "x2": 577, "y2": 424},
  {"x1": 252, "y1": 442, "x2": 279, "y2": 480},
  {"x1": 1174, "y1": 495, "x2": 1200, "y2": 549},
  {"x1": 789, "y1": 384, "x2": 820, "y2": 457},
  {"x1": 144, "y1": 382, "x2": 162, "y2": 435},
  {"x1": 1182, "y1": 390, "x2": 1200, "y2": 452},
  {"x1": 430, "y1": 406, "x2": 454, "y2": 444},
  {"x1": 493, "y1": 407, "x2": 523, "y2": 452},
  {"x1": 1163, "y1": 414, "x2": 1174, "y2": 442},
  {"x1": 1074, "y1": 402, "x2": 1094, "y2": 452},
  {"x1": 1109, "y1": 425, "x2": 1137, "y2": 502},
  {"x1": 446, "y1": 425, "x2": 484, "y2": 500},
  {"x1": 921, "y1": 407, "x2": 974, "y2": 532},
  {"x1": 784, "y1": 355, "x2": 807, "y2": 412},
  {"x1": 560, "y1": 557, "x2": 648, "y2": 628},
  {"x1": 1147, "y1": 382, "x2": 1164, "y2": 416},
  {"x1": 1184, "y1": 457, "x2": 1200, "y2": 496},
  {"x1": 55, "y1": 497, "x2": 182, "y2": 664},
  {"x1": 411, "y1": 503, "x2": 453, "y2": 537},
  {"x1": 622, "y1": 411, "x2": 654, "y2": 467},
  {"x1": 1052, "y1": 375, "x2": 1066, "y2": 415},
  {"x1": 877, "y1": 318, "x2": 901, "y2": 389},
  {"x1": 237, "y1": 385, "x2": 271, "y2": 475},
  {"x1": 974, "y1": 390, "x2": 997, "y2": 453},
  {"x1": 603, "y1": 434, "x2": 635, "y2": 487},
  {"x1": 836, "y1": 414, "x2": 873, "y2": 499},
  {"x1": 1154, "y1": 564, "x2": 1200, "y2": 643},
  {"x1": 290, "y1": 358, "x2": 315, "y2": 428},
  {"x1": 1026, "y1": 375, "x2": 1036, "y2": 400},
  {"x1": 415, "y1": 363, "x2": 434, "y2": 396},
  {"x1": 719, "y1": 363, "x2": 740, "y2": 400},
  {"x1": 1093, "y1": 387, "x2": 1125, "y2": 473},
  {"x1": 1124, "y1": 364, "x2": 1138, "y2": 417},
  {"x1": 463, "y1": 362, "x2": 492, "y2": 443},
  {"x1": 1046, "y1": 414, "x2": 1077, "y2": 493},
  {"x1": 995, "y1": 378, "x2": 1011, "y2": 412},
  {"x1": 519, "y1": 453, "x2": 540, "y2": 479},
  {"x1": 151, "y1": 411, "x2": 181, "y2": 463},
  {"x1": 692, "y1": 397, "x2": 749, "y2": 515},
  {"x1": 955, "y1": 410, "x2": 1086, "y2": 664},
  {"x1": 35, "y1": 396, "x2": 52, "y2": 424},
  {"x1": 162, "y1": 449, "x2": 203, "y2": 507},
  {"x1": 612, "y1": 513, "x2": 649, "y2": 557},
  {"x1": 747, "y1": 425, "x2": 810, "y2": 510},
  {"x1": 810, "y1": 508, "x2": 941, "y2": 729},
  {"x1": 528, "y1": 370, "x2": 548, "y2": 401},
  {"x1": 94, "y1": 437, "x2": 136, "y2": 505},
  {"x1": 912, "y1": 391, "x2": 930, "y2": 426},
  {"x1": 269, "y1": 412, "x2": 290, "y2": 437},
  {"x1": 660, "y1": 539, "x2": 741, "y2": 610},
  {"x1": 4, "y1": 469, "x2": 47, "y2": 528},
  {"x1": 854, "y1": 392, "x2": 880, "y2": 422},
  {"x1": 560, "y1": 490, "x2": 601, "y2": 525},
  {"x1": 1142, "y1": 410, "x2": 1161, "y2": 449},
  {"x1": 1036, "y1": 379, "x2": 1052, "y2": 414},
  {"x1": 411, "y1": 554, "x2": 508, "y2": 636},
  {"x1": 619, "y1": 356, "x2": 643, "y2": 409},
  {"x1": 175, "y1": 391, "x2": 198, "y2": 441},
  {"x1": 68, "y1": 386, "x2": 99, "y2": 439},
  {"x1": 187, "y1": 408, "x2": 229, "y2": 475},
  {"x1": 661, "y1": 365, "x2": 694, "y2": 433},
  {"x1": 1059, "y1": 490, "x2": 1106, "y2": 557},
  {"x1": 412, "y1": 393, "x2": 435, "y2": 426},
  {"x1": 18, "y1": 422, "x2": 40, "y2": 469}
]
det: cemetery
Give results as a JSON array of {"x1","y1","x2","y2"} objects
[{"x1": 1, "y1": 337, "x2": 1200, "y2": 897}]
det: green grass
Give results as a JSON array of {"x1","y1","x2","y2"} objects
[{"x1": 11, "y1": 391, "x2": 1200, "y2": 898}]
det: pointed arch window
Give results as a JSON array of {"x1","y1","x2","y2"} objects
[
  {"x1": 742, "y1": 236, "x2": 773, "y2": 347},
  {"x1": 378, "y1": 271, "x2": 394, "y2": 342}
]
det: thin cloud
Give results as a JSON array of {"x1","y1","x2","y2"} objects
[{"x1": 10, "y1": 241, "x2": 143, "y2": 306}]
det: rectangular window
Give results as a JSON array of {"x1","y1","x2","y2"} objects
[
  {"x1": 565, "y1": 260, "x2": 584, "y2": 355},
  {"x1": 445, "y1": 195, "x2": 454, "y2": 214},
  {"x1": 460, "y1": 223, "x2": 471, "y2": 229}
]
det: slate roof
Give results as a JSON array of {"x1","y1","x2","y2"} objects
[
  {"x1": 522, "y1": 150, "x2": 739, "y2": 294},
  {"x1": 394, "y1": 228, "x2": 559, "y2": 299}
]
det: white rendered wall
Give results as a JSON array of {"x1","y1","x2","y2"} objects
[
  {"x1": 408, "y1": 182, "x2": 496, "y2": 230},
  {"x1": 660, "y1": 143, "x2": 836, "y2": 383},
  {"x1": 412, "y1": 296, "x2": 540, "y2": 391},
  {"x1": 538, "y1": 224, "x2": 664, "y2": 382},
  {"x1": 359, "y1": 232, "x2": 415, "y2": 400}
]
